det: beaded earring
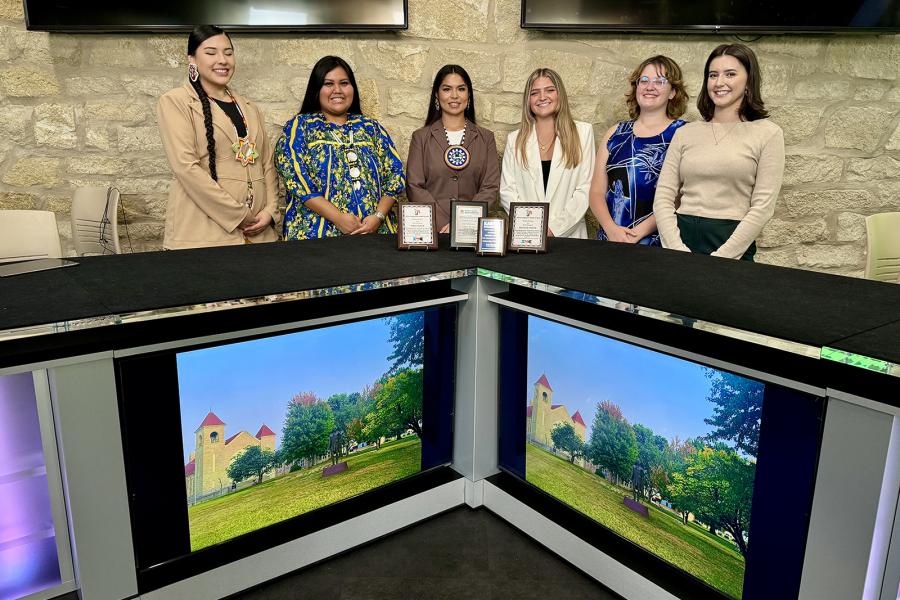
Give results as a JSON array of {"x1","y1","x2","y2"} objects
[
  {"x1": 189, "y1": 63, "x2": 199, "y2": 83},
  {"x1": 434, "y1": 97, "x2": 440, "y2": 111}
]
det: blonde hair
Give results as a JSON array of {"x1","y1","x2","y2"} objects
[{"x1": 515, "y1": 68, "x2": 582, "y2": 170}]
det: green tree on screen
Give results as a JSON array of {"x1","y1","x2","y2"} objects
[
  {"x1": 703, "y1": 369, "x2": 764, "y2": 458},
  {"x1": 280, "y1": 392, "x2": 334, "y2": 467},
  {"x1": 366, "y1": 368, "x2": 423, "y2": 438},
  {"x1": 226, "y1": 446, "x2": 277, "y2": 485},
  {"x1": 586, "y1": 400, "x2": 638, "y2": 484},
  {"x1": 386, "y1": 312, "x2": 425, "y2": 374},
  {"x1": 551, "y1": 422, "x2": 584, "y2": 463}
]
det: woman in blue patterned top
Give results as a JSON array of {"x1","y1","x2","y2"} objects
[
  {"x1": 589, "y1": 55, "x2": 688, "y2": 246},
  {"x1": 275, "y1": 56, "x2": 405, "y2": 239}
]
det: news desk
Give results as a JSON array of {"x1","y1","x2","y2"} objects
[{"x1": 2, "y1": 235, "x2": 899, "y2": 600}]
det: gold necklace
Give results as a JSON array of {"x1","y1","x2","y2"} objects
[
  {"x1": 538, "y1": 135, "x2": 555, "y2": 152},
  {"x1": 711, "y1": 121, "x2": 740, "y2": 145}
]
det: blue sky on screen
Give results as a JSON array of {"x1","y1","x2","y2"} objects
[
  {"x1": 527, "y1": 316, "x2": 742, "y2": 443},
  {"x1": 177, "y1": 316, "x2": 398, "y2": 463}
]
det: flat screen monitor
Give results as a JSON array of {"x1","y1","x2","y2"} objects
[
  {"x1": 521, "y1": 0, "x2": 900, "y2": 32},
  {"x1": 498, "y1": 311, "x2": 825, "y2": 600},
  {"x1": 25, "y1": 0, "x2": 407, "y2": 32},
  {"x1": 117, "y1": 305, "x2": 456, "y2": 592}
]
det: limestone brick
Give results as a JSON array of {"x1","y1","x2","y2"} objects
[
  {"x1": 403, "y1": 0, "x2": 489, "y2": 42},
  {"x1": 34, "y1": 103, "x2": 77, "y2": 149},
  {"x1": 144, "y1": 196, "x2": 168, "y2": 219},
  {"x1": 754, "y1": 247, "x2": 799, "y2": 269},
  {"x1": 886, "y1": 123, "x2": 900, "y2": 151},
  {"x1": 781, "y1": 189, "x2": 879, "y2": 219},
  {"x1": 44, "y1": 196, "x2": 73, "y2": 215},
  {"x1": 502, "y1": 49, "x2": 594, "y2": 95},
  {"x1": 88, "y1": 38, "x2": 147, "y2": 67},
  {"x1": 387, "y1": 87, "x2": 430, "y2": 119},
  {"x1": 0, "y1": 66, "x2": 60, "y2": 97},
  {"x1": 760, "y1": 62, "x2": 790, "y2": 99},
  {"x1": 86, "y1": 126, "x2": 110, "y2": 151},
  {"x1": 782, "y1": 155, "x2": 842, "y2": 186},
  {"x1": 2, "y1": 157, "x2": 59, "y2": 187},
  {"x1": 236, "y1": 78, "x2": 289, "y2": 103},
  {"x1": 853, "y1": 81, "x2": 890, "y2": 101},
  {"x1": 67, "y1": 156, "x2": 130, "y2": 176},
  {"x1": 288, "y1": 76, "x2": 310, "y2": 102},
  {"x1": 115, "y1": 177, "x2": 170, "y2": 195},
  {"x1": 0, "y1": 0, "x2": 24, "y2": 19},
  {"x1": 10, "y1": 30, "x2": 80, "y2": 65},
  {"x1": 846, "y1": 156, "x2": 900, "y2": 182},
  {"x1": 384, "y1": 121, "x2": 419, "y2": 167},
  {"x1": 148, "y1": 36, "x2": 184, "y2": 69},
  {"x1": 117, "y1": 126, "x2": 163, "y2": 153},
  {"x1": 231, "y1": 39, "x2": 268, "y2": 68},
  {"x1": 834, "y1": 212, "x2": 867, "y2": 242},
  {"x1": 494, "y1": 0, "x2": 531, "y2": 44},
  {"x1": 132, "y1": 157, "x2": 171, "y2": 177},
  {"x1": 430, "y1": 48, "x2": 502, "y2": 90},
  {"x1": 876, "y1": 183, "x2": 900, "y2": 211},
  {"x1": 757, "y1": 218, "x2": 827, "y2": 248},
  {"x1": 83, "y1": 100, "x2": 150, "y2": 123},
  {"x1": 358, "y1": 41, "x2": 428, "y2": 84},
  {"x1": 357, "y1": 78, "x2": 381, "y2": 120},
  {"x1": 0, "y1": 192, "x2": 38, "y2": 210},
  {"x1": 273, "y1": 38, "x2": 353, "y2": 67},
  {"x1": 589, "y1": 60, "x2": 632, "y2": 98},
  {"x1": 887, "y1": 87, "x2": 900, "y2": 103},
  {"x1": 64, "y1": 76, "x2": 122, "y2": 96},
  {"x1": 823, "y1": 38, "x2": 900, "y2": 80},
  {"x1": 121, "y1": 75, "x2": 181, "y2": 98},
  {"x1": 756, "y1": 38, "x2": 824, "y2": 59},
  {"x1": 792, "y1": 79, "x2": 850, "y2": 101},
  {"x1": 125, "y1": 222, "x2": 166, "y2": 241},
  {"x1": 0, "y1": 105, "x2": 34, "y2": 142},
  {"x1": 492, "y1": 98, "x2": 523, "y2": 126},
  {"x1": 824, "y1": 106, "x2": 896, "y2": 152},
  {"x1": 797, "y1": 244, "x2": 863, "y2": 269},
  {"x1": 768, "y1": 105, "x2": 824, "y2": 145}
]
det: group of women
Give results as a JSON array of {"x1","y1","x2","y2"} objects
[{"x1": 157, "y1": 25, "x2": 784, "y2": 261}]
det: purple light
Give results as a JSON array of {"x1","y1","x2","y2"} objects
[{"x1": 0, "y1": 373, "x2": 61, "y2": 600}]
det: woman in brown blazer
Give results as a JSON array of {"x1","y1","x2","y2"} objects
[
  {"x1": 406, "y1": 65, "x2": 500, "y2": 232},
  {"x1": 156, "y1": 25, "x2": 279, "y2": 249}
]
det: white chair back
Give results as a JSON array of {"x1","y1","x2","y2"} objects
[
  {"x1": 0, "y1": 210, "x2": 62, "y2": 263},
  {"x1": 71, "y1": 186, "x2": 121, "y2": 255},
  {"x1": 864, "y1": 212, "x2": 900, "y2": 283}
]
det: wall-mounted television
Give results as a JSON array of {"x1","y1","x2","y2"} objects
[
  {"x1": 521, "y1": 0, "x2": 900, "y2": 33},
  {"x1": 25, "y1": 0, "x2": 407, "y2": 32},
  {"x1": 117, "y1": 306, "x2": 455, "y2": 592},
  {"x1": 498, "y1": 311, "x2": 826, "y2": 600}
]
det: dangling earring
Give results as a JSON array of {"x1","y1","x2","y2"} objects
[
  {"x1": 188, "y1": 63, "x2": 199, "y2": 83},
  {"x1": 434, "y1": 97, "x2": 440, "y2": 111}
]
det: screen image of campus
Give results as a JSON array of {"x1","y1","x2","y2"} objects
[
  {"x1": 178, "y1": 312, "x2": 425, "y2": 552},
  {"x1": 525, "y1": 316, "x2": 762, "y2": 599}
]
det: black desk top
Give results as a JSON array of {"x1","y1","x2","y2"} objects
[{"x1": 2, "y1": 234, "x2": 898, "y2": 366}]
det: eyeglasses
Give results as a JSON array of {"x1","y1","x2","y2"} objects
[{"x1": 636, "y1": 76, "x2": 669, "y2": 88}]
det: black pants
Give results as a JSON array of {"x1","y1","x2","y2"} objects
[{"x1": 676, "y1": 214, "x2": 756, "y2": 262}]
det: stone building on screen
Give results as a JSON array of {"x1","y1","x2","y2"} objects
[{"x1": 526, "y1": 374, "x2": 586, "y2": 448}]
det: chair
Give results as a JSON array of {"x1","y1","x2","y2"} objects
[
  {"x1": 864, "y1": 212, "x2": 900, "y2": 282},
  {"x1": 71, "y1": 186, "x2": 121, "y2": 255},
  {"x1": 0, "y1": 210, "x2": 62, "y2": 263}
]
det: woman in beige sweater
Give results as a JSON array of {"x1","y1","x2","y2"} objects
[{"x1": 653, "y1": 43, "x2": 784, "y2": 261}]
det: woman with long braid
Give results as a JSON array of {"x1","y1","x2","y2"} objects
[{"x1": 157, "y1": 25, "x2": 279, "y2": 249}]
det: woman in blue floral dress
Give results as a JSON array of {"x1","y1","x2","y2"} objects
[
  {"x1": 589, "y1": 56, "x2": 688, "y2": 246},
  {"x1": 275, "y1": 56, "x2": 405, "y2": 240}
]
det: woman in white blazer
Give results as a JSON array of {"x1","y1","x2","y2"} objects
[{"x1": 500, "y1": 68, "x2": 595, "y2": 238}]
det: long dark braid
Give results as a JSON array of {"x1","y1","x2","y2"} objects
[{"x1": 187, "y1": 25, "x2": 230, "y2": 182}]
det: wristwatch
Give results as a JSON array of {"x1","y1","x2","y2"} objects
[{"x1": 374, "y1": 210, "x2": 386, "y2": 222}]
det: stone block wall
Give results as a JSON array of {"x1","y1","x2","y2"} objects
[{"x1": 0, "y1": 0, "x2": 898, "y2": 275}]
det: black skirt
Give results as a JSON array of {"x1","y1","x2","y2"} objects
[{"x1": 676, "y1": 214, "x2": 757, "y2": 262}]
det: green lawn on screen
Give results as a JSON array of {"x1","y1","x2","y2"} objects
[
  {"x1": 189, "y1": 437, "x2": 421, "y2": 551},
  {"x1": 525, "y1": 443, "x2": 745, "y2": 599}
]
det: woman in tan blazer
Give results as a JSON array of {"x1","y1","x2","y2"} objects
[
  {"x1": 406, "y1": 65, "x2": 500, "y2": 232},
  {"x1": 156, "y1": 25, "x2": 279, "y2": 249}
]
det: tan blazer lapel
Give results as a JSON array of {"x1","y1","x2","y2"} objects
[
  {"x1": 544, "y1": 137, "x2": 564, "y2": 202},
  {"x1": 186, "y1": 85, "x2": 238, "y2": 145},
  {"x1": 429, "y1": 120, "x2": 446, "y2": 149}
]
